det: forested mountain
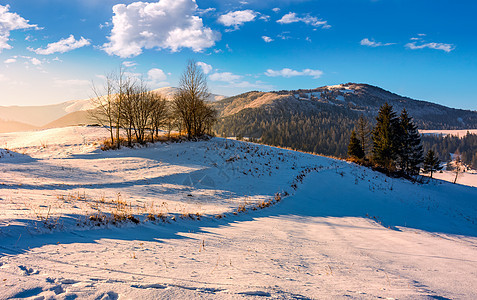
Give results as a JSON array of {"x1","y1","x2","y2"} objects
[{"x1": 212, "y1": 83, "x2": 477, "y2": 159}]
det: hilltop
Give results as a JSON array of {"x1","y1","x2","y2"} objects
[{"x1": 213, "y1": 83, "x2": 477, "y2": 157}]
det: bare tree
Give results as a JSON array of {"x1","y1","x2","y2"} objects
[
  {"x1": 453, "y1": 154, "x2": 462, "y2": 184},
  {"x1": 149, "y1": 93, "x2": 167, "y2": 142},
  {"x1": 173, "y1": 60, "x2": 217, "y2": 138},
  {"x1": 90, "y1": 73, "x2": 116, "y2": 147}
]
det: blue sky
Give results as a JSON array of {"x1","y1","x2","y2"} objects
[{"x1": 0, "y1": 0, "x2": 476, "y2": 110}]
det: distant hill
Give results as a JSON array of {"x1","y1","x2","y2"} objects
[
  {"x1": 0, "y1": 119, "x2": 38, "y2": 133},
  {"x1": 42, "y1": 110, "x2": 94, "y2": 129},
  {"x1": 0, "y1": 98, "x2": 94, "y2": 128},
  {"x1": 0, "y1": 87, "x2": 226, "y2": 132},
  {"x1": 212, "y1": 83, "x2": 477, "y2": 157}
]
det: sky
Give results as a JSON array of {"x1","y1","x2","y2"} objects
[{"x1": 0, "y1": 0, "x2": 476, "y2": 110}]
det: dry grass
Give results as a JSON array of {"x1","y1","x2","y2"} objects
[{"x1": 100, "y1": 132, "x2": 187, "y2": 151}]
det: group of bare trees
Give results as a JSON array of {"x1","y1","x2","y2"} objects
[
  {"x1": 90, "y1": 61, "x2": 217, "y2": 149},
  {"x1": 172, "y1": 61, "x2": 217, "y2": 138}
]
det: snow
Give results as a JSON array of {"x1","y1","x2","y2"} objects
[
  {"x1": 427, "y1": 169, "x2": 477, "y2": 187},
  {"x1": 1, "y1": 126, "x2": 477, "y2": 299},
  {"x1": 420, "y1": 129, "x2": 477, "y2": 138}
]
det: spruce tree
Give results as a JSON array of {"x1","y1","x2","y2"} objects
[
  {"x1": 356, "y1": 115, "x2": 372, "y2": 158},
  {"x1": 422, "y1": 150, "x2": 442, "y2": 178},
  {"x1": 372, "y1": 103, "x2": 400, "y2": 171},
  {"x1": 348, "y1": 130, "x2": 365, "y2": 159},
  {"x1": 397, "y1": 109, "x2": 423, "y2": 175}
]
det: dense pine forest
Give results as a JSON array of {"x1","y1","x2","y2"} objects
[
  {"x1": 422, "y1": 133, "x2": 477, "y2": 169},
  {"x1": 213, "y1": 105, "x2": 477, "y2": 169},
  {"x1": 213, "y1": 105, "x2": 360, "y2": 158}
]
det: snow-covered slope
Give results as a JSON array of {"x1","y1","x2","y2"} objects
[{"x1": 0, "y1": 127, "x2": 476, "y2": 299}]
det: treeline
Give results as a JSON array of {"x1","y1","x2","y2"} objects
[
  {"x1": 348, "y1": 103, "x2": 424, "y2": 177},
  {"x1": 422, "y1": 133, "x2": 477, "y2": 169},
  {"x1": 213, "y1": 105, "x2": 359, "y2": 157},
  {"x1": 91, "y1": 61, "x2": 216, "y2": 149}
]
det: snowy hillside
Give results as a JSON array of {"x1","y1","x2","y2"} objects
[{"x1": 0, "y1": 127, "x2": 476, "y2": 299}]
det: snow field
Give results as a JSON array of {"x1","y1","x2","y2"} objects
[{"x1": 0, "y1": 126, "x2": 476, "y2": 299}]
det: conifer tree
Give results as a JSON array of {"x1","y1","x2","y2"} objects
[
  {"x1": 348, "y1": 130, "x2": 365, "y2": 159},
  {"x1": 356, "y1": 115, "x2": 372, "y2": 158},
  {"x1": 372, "y1": 103, "x2": 400, "y2": 171},
  {"x1": 397, "y1": 109, "x2": 423, "y2": 175},
  {"x1": 422, "y1": 149, "x2": 442, "y2": 178}
]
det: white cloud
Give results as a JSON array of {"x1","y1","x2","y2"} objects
[
  {"x1": 122, "y1": 61, "x2": 137, "y2": 68},
  {"x1": 30, "y1": 57, "x2": 42, "y2": 65},
  {"x1": 277, "y1": 12, "x2": 330, "y2": 29},
  {"x1": 208, "y1": 70, "x2": 272, "y2": 90},
  {"x1": 147, "y1": 68, "x2": 169, "y2": 87},
  {"x1": 103, "y1": 0, "x2": 220, "y2": 58},
  {"x1": 265, "y1": 68, "x2": 323, "y2": 79},
  {"x1": 4, "y1": 58, "x2": 16, "y2": 64},
  {"x1": 0, "y1": 5, "x2": 38, "y2": 52},
  {"x1": 209, "y1": 72, "x2": 243, "y2": 82},
  {"x1": 360, "y1": 38, "x2": 395, "y2": 47},
  {"x1": 405, "y1": 41, "x2": 455, "y2": 53},
  {"x1": 196, "y1": 61, "x2": 213, "y2": 74},
  {"x1": 197, "y1": 7, "x2": 215, "y2": 15},
  {"x1": 272, "y1": 8, "x2": 280, "y2": 13},
  {"x1": 0, "y1": 73, "x2": 7, "y2": 81},
  {"x1": 29, "y1": 35, "x2": 90, "y2": 55},
  {"x1": 218, "y1": 10, "x2": 257, "y2": 30},
  {"x1": 262, "y1": 36, "x2": 273, "y2": 43}
]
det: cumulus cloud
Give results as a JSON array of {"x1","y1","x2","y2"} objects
[
  {"x1": 272, "y1": 8, "x2": 280, "y2": 13},
  {"x1": 147, "y1": 68, "x2": 169, "y2": 87},
  {"x1": 265, "y1": 68, "x2": 323, "y2": 79},
  {"x1": 277, "y1": 12, "x2": 330, "y2": 29},
  {"x1": 103, "y1": 0, "x2": 220, "y2": 58},
  {"x1": 29, "y1": 35, "x2": 90, "y2": 55},
  {"x1": 262, "y1": 36, "x2": 273, "y2": 43},
  {"x1": 148, "y1": 68, "x2": 167, "y2": 81},
  {"x1": 360, "y1": 38, "x2": 395, "y2": 47},
  {"x1": 30, "y1": 57, "x2": 42, "y2": 65},
  {"x1": 196, "y1": 61, "x2": 213, "y2": 74},
  {"x1": 218, "y1": 10, "x2": 258, "y2": 30},
  {"x1": 0, "y1": 5, "x2": 38, "y2": 52}
]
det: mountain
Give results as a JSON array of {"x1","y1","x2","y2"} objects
[
  {"x1": 0, "y1": 98, "x2": 94, "y2": 128},
  {"x1": 0, "y1": 87, "x2": 226, "y2": 132},
  {"x1": 212, "y1": 83, "x2": 477, "y2": 157}
]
